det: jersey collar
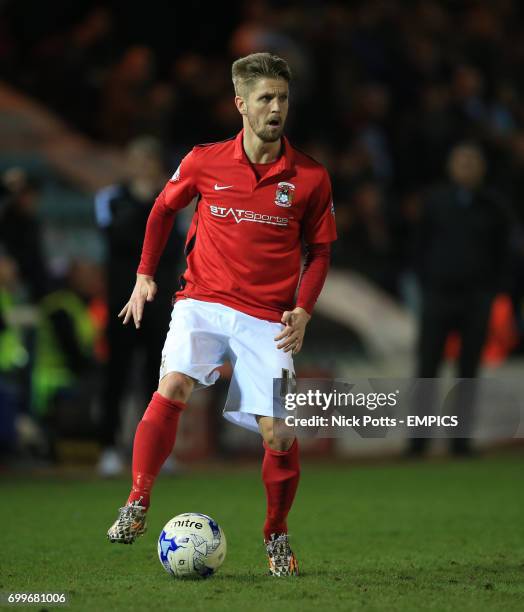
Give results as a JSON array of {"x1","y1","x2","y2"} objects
[{"x1": 233, "y1": 129, "x2": 294, "y2": 174}]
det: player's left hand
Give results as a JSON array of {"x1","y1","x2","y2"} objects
[{"x1": 275, "y1": 307, "x2": 311, "y2": 355}]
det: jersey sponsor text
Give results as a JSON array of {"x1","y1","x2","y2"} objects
[{"x1": 209, "y1": 205, "x2": 289, "y2": 227}]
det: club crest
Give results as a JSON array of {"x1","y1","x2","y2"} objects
[{"x1": 275, "y1": 182, "x2": 295, "y2": 207}]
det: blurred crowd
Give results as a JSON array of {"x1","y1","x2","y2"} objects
[
  {"x1": 1, "y1": 0, "x2": 524, "y2": 464},
  {"x1": 3, "y1": 1, "x2": 524, "y2": 287}
]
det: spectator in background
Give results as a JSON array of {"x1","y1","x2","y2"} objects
[
  {"x1": 409, "y1": 143, "x2": 511, "y2": 457},
  {"x1": 0, "y1": 170, "x2": 48, "y2": 426},
  {"x1": 350, "y1": 83, "x2": 393, "y2": 183},
  {"x1": 32, "y1": 259, "x2": 101, "y2": 458},
  {"x1": 0, "y1": 254, "x2": 27, "y2": 374},
  {"x1": 332, "y1": 180, "x2": 396, "y2": 295},
  {"x1": 389, "y1": 190, "x2": 423, "y2": 309},
  {"x1": 0, "y1": 254, "x2": 28, "y2": 462},
  {"x1": 99, "y1": 46, "x2": 157, "y2": 145},
  {"x1": 95, "y1": 136, "x2": 181, "y2": 476},
  {"x1": 0, "y1": 168, "x2": 49, "y2": 301},
  {"x1": 171, "y1": 54, "x2": 228, "y2": 147},
  {"x1": 29, "y1": 6, "x2": 115, "y2": 137}
]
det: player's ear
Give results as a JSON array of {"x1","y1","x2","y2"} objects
[{"x1": 235, "y1": 95, "x2": 247, "y2": 116}]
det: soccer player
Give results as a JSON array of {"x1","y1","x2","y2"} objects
[{"x1": 107, "y1": 52, "x2": 337, "y2": 577}]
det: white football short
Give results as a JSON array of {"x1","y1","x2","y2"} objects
[{"x1": 159, "y1": 298, "x2": 294, "y2": 432}]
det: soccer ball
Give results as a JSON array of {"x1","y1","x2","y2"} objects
[{"x1": 158, "y1": 513, "x2": 227, "y2": 578}]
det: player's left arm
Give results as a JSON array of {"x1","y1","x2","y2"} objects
[
  {"x1": 275, "y1": 242, "x2": 331, "y2": 353},
  {"x1": 275, "y1": 168, "x2": 337, "y2": 355}
]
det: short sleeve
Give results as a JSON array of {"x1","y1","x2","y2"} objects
[
  {"x1": 303, "y1": 168, "x2": 337, "y2": 244},
  {"x1": 161, "y1": 148, "x2": 200, "y2": 213}
]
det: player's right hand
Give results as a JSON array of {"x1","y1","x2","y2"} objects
[{"x1": 118, "y1": 273, "x2": 157, "y2": 329}]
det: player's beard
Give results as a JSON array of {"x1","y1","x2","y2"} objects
[{"x1": 247, "y1": 113, "x2": 284, "y2": 143}]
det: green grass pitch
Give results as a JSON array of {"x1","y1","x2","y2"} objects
[{"x1": 2, "y1": 454, "x2": 523, "y2": 611}]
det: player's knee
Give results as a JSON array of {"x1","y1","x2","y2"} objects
[
  {"x1": 158, "y1": 372, "x2": 194, "y2": 403},
  {"x1": 263, "y1": 431, "x2": 295, "y2": 452},
  {"x1": 257, "y1": 416, "x2": 295, "y2": 451},
  {"x1": 264, "y1": 437, "x2": 295, "y2": 451}
]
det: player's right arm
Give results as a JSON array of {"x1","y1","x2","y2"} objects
[{"x1": 119, "y1": 149, "x2": 199, "y2": 329}]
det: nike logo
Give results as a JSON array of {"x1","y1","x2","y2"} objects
[{"x1": 214, "y1": 184, "x2": 234, "y2": 190}]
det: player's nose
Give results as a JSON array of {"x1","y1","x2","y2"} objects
[{"x1": 269, "y1": 98, "x2": 282, "y2": 113}]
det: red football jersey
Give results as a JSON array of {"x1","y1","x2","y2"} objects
[{"x1": 138, "y1": 130, "x2": 337, "y2": 322}]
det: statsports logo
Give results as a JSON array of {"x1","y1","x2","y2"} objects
[{"x1": 209, "y1": 205, "x2": 289, "y2": 227}]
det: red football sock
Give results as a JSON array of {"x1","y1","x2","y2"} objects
[
  {"x1": 262, "y1": 438, "x2": 300, "y2": 540},
  {"x1": 127, "y1": 392, "x2": 185, "y2": 508}
]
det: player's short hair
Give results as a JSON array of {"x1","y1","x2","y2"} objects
[{"x1": 232, "y1": 53, "x2": 292, "y2": 96}]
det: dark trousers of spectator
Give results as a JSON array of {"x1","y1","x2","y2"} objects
[
  {"x1": 99, "y1": 302, "x2": 171, "y2": 448},
  {"x1": 409, "y1": 289, "x2": 494, "y2": 456}
]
